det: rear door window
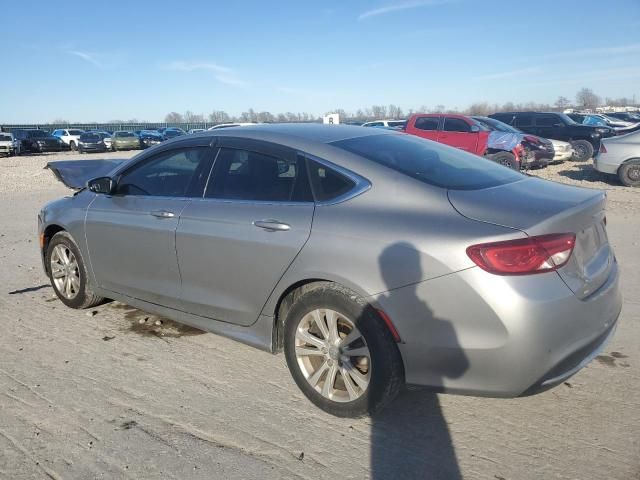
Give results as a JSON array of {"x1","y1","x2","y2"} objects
[
  {"x1": 534, "y1": 114, "x2": 558, "y2": 127},
  {"x1": 206, "y1": 148, "x2": 312, "y2": 202},
  {"x1": 331, "y1": 134, "x2": 522, "y2": 191},
  {"x1": 513, "y1": 114, "x2": 534, "y2": 127}
]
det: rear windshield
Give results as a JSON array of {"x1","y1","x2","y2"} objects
[
  {"x1": 28, "y1": 130, "x2": 48, "y2": 138},
  {"x1": 80, "y1": 134, "x2": 99, "y2": 141},
  {"x1": 115, "y1": 131, "x2": 135, "y2": 137},
  {"x1": 331, "y1": 134, "x2": 522, "y2": 191},
  {"x1": 69, "y1": 129, "x2": 84, "y2": 135}
]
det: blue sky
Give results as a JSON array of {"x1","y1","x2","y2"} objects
[{"x1": 3, "y1": 0, "x2": 640, "y2": 123}]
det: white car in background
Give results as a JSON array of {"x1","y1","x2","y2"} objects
[
  {"x1": 549, "y1": 139, "x2": 574, "y2": 163},
  {"x1": 52, "y1": 128, "x2": 85, "y2": 151},
  {"x1": 188, "y1": 128, "x2": 206, "y2": 134},
  {"x1": 361, "y1": 119, "x2": 406, "y2": 129},
  {"x1": 207, "y1": 122, "x2": 258, "y2": 130},
  {"x1": 0, "y1": 131, "x2": 19, "y2": 156}
]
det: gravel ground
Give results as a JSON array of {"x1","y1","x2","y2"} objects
[{"x1": 0, "y1": 152, "x2": 638, "y2": 479}]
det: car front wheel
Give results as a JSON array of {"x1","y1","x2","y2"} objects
[
  {"x1": 618, "y1": 159, "x2": 640, "y2": 187},
  {"x1": 46, "y1": 232, "x2": 105, "y2": 309},
  {"x1": 284, "y1": 283, "x2": 404, "y2": 417},
  {"x1": 570, "y1": 140, "x2": 594, "y2": 162}
]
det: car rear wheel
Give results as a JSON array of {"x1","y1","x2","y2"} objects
[
  {"x1": 618, "y1": 159, "x2": 640, "y2": 187},
  {"x1": 69, "y1": 141, "x2": 77, "y2": 151},
  {"x1": 284, "y1": 283, "x2": 404, "y2": 417},
  {"x1": 489, "y1": 151, "x2": 519, "y2": 170},
  {"x1": 46, "y1": 232, "x2": 105, "y2": 309},
  {"x1": 570, "y1": 140, "x2": 593, "y2": 162}
]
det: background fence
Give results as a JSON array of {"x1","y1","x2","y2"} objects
[{"x1": 0, "y1": 122, "x2": 223, "y2": 133}]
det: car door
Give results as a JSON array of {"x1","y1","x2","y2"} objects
[
  {"x1": 533, "y1": 114, "x2": 562, "y2": 139},
  {"x1": 175, "y1": 138, "x2": 314, "y2": 326},
  {"x1": 409, "y1": 115, "x2": 440, "y2": 141},
  {"x1": 437, "y1": 117, "x2": 478, "y2": 153},
  {"x1": 85, "y1": 143, "x2": 215, "y2": 306}
]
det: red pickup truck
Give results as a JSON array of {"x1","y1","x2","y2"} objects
[{"x1": 404, "y1": 113, "x2": 552, "y2": 169}]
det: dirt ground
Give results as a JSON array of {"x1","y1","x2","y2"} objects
[{"x1": 0, "y1": 152, "x2": 638, "y2": 479}]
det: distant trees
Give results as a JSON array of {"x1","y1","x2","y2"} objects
[
  {"x1": 554, "y1": 96, "x2": 571, "y2": 111},
  {"x1": 575, "y1": 88, "x2": 601, "y2": 110},
  {"x1": 164, "y1": 112, "x2": 184, "y2": 123}
]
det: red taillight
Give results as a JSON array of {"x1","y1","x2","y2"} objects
[
  {"x1": 466, "y1": 234, "x2": 576, "y2": 275},
  {"x1": 600, "y1": 143, "x2": 607, "y2": 153}
]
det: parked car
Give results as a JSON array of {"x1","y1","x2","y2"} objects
[
  {"x1": 110, "y1": 131, "x2": 140, "y2": 151},
  {"x1": 77, "y1": 132, "x2": 108, "y2": 153},
  {"x1": 489, "y1": 112, "x2": 614, "y2": 162},
  {"x1": 207, "y1": 122, "x2": 258, "y2": 130},
  {"x1": 606, "y1": 112, "x2": 640, "y2": 123},
  {"x1": 404, "y1": 113, "x2": 550, "y2": 170},
  {"x1": 138, "y1": 130, "x2": 164, "y2": 148},
  {"x1": 0, "y1": 131, "x2": 18, "y2": 156},
  {"x1": 162, "y1": 127, "x2": 186, "y2": 140},
  {"x1": 568, "y1": 113, "x2": 640, "y2": 136},
  {"x1": 362, "y1": 120, "x2": 406, "y2": 129},
  {"x1": 188, "y1": 128, "x2": 206, "y2": 134},
  {"x1": 14, "y1": 129, "x2": 64, "y2": 153},
  {"x1": 52, "y1": 128, "x2": 85, "y2": 151},
  {"x1": 548, "y1": 139, "x2": 575, "y2": 163},
  {"x1": 471, "y1": 116, "x2": 554, "y2": 167},
  {"x1": 594, "y1": 130, "x2": 640, "y2": 187},
  {"x1": 40, "y1": 124, "x2": 621, "y2": 417}
]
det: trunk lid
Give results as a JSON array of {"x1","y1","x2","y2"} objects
[{"x1": 448, "y1": 177, "x2": 613, "y2": 299}]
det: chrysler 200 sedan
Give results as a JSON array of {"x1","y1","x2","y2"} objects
[{"x1": 39, "y1": 124, "x2": 622, "y2": 417}]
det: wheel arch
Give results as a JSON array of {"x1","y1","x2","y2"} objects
[{"x1": 42, "y1": 224, "x2": 66, "y2": 266}]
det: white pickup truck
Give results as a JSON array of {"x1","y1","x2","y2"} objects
[{"x1": 52, "y1": 128, "x2": 85, "y2": 151}]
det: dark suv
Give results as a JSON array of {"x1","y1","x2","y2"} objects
[
  {"x1": 489, "y1": 112, "x2": 614, "y2": 162},
  {"x1": 13, "y1": 129, "x2": 64, "y2": 153}
]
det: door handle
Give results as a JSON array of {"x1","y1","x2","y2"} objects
[
  {"x1": 150, "y1": 210, "x2": 175, "y2": 218},
  {"x1": 253, "y1": 220, "x2": 290, "y2": 231}
]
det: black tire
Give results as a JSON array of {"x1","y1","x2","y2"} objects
[
  {"x1": 618, "y1": 159, "x2": 640, "y2": 187},
  {"x1": 284, "y1": 283, "x2": 404, "y2": 417},
  {"x1": 489, "y1": 151, "x2": 519, "y2": 170},
  {"x1": 570, "y1": 140, "x2": 593, "y2": 162},
  {"x1": 46, "y1": 231, "x2": 105, "y2": 309},
  {"x1": 69, "y1": 141, "x2": 77, "y2": 151},
  {"x1": 78, "y1": 146, "x2": 84, "y2": 154}
]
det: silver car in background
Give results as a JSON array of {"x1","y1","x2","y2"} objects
[
  {"x1": 594, "y1": 129, "x2": 640, "y2": 187},
  {"x1": 39, "y1": 124, "x2": 622, "y2": 417}
]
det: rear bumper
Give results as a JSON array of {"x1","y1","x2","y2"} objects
[
  {"x1": 372, "y1": 260, "x2": 622, "y2": 397},
  {"x1": 79, "y1": 144, "x2": 107, "y2": 152},
  {"x1": 593, "y1": 153, "x2": 620, "y2": 175}
]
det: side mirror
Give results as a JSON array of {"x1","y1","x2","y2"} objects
[
  {"x1": 87, "y1": 176, "x2": 115, "y2": 194},
  {"x1": 470, "y1": 125, "x2": 480, "y2": 133}
]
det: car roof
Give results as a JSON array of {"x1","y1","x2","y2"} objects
[{"x1": 199, "y1": 123, "x2": 394, "y2": 144}]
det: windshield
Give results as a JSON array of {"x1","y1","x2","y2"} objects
[
  {"x1": 115, "y1": 131, "x2": 135, "y2": 137},
  {"x1": 472, "y1": 116, "x2": 521, "y2": 133},
  {"x1": 28, "y1": 130, "x2": 48, "y2": 138},
  {"x1": 584, "y1": 116, "x2": 607, "y2": 127},
  {"x1": 0, "y1": 134, "x2": 11, "y2": 142},
  {"x1": 557, "y1": 113, "x2": 577, "y2": 125},
  {"x1": 80, "y1": 134, "x2": 100, "y2": 141},
  {"x1": 69, "y1": 129, "x2": 84, "y2": 135},
  {"x1": 331, "y1": 133, "x2": 522, "y2": 191}
]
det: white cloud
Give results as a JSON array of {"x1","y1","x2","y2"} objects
[
  {"x1": 358, "y1": 0, "x2": 454, "y2": 21},
  {"x1": 547, "y1": 43, "x2": 640, "y2": 58},
  {"x1": 163, "y1": 61, "x2": 232, "y2": 74},
  {"x1": 215, "y1": 74, "x2": 249, "y2": 87},
  {"x1": 68, "y1": 50, "x2": 104, "y2": 68},
  {"x1": 474, "y1": 67, "x2": 541, "y2": 81}
]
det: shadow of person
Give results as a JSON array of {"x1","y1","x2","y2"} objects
[{"x1": 370, "y1": 242, "x2": 469, "y2": 480}]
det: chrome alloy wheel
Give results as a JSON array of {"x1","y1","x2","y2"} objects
[
  {"x1": 295, "y1": 309, "x2": 371, "y2": 402},
  {"x1": 50, "y1": 244, "x2": 81, "y2": 299}
]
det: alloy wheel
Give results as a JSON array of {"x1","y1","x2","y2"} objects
[
  {"x1": 295, "y1": 308, "x2": 371, "y2": 402},
  {"x1": 50, "y1": 244, "x2": 81, "y2": 299}
]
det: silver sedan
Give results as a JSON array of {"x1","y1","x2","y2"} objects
[
  {"x1": 594, "y1": 129, "x2": 640, "y2": 186},
  {"x1": 39, "y1": 124, "x2": 622, "y2": 417}
]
